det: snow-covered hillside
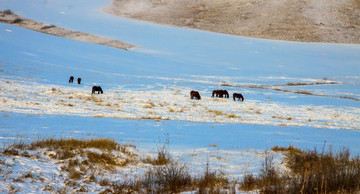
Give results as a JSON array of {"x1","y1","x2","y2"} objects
[{"x1": 0, "y1": 0, "x2": 360, "y2": 192}]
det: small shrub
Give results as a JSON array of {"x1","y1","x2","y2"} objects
[
  {"x1": 143, "y1": 141, "x2": 171, "y2": 165},
  {"x1": 143, "y1": 161, "x2": 192, "y2": 193},
  {"x1": 239, "y1": 172, "x2": 258, "y2": 191},
  {"x1": 285, "y1": 147, "x2": 360, "y2": 193},
  {"x1": 242, "y1": 146, "x2": 360, "y2": 193},
  {"x1": 196, "y1": 163, "x2": 230, "y2": 193},
  {"x1": 258, "y1": 152, "x2": 285, "y2": 193}
]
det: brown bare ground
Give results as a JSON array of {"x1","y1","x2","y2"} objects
[{"x1": 104, "y1": 0, "x2": 360, "y2": 44}]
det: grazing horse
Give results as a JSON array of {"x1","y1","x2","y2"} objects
[
  {"x1": 212, "y1": 90, "x2": 229, "y2": 98},
  {"x1": 69, "y1": 76, "x2": 74, "y2": 83},
  {"x1": 190, "y1": 90, "x2": 201, "y2": 100},
  {"x1": 77, "y1": 78, "x2": 81, "y2": 84},
  {"x1": 92, "y1": 86, "x2": 103, "y2": 94},
  {"x1": 233, "y1": 93, "x2": 244, "y2": 101}
]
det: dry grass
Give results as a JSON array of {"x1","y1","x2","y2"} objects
[
  {"x1": 195, "y1": 163, "x2": 231, "y2": 193},
  {"x1": 240, "y1": 172, "x2": 257, "y2": 191},
  {"x1": 143, "y1": 141, "x2": 171, "y2": 166},
  {"x1": 272, "y1": 116, "x2": 293, "y2": 120},
  {"x1": 271, "y1": 145, "x2": 302, "y2": 155},
  {"x1": 1, "y1": 138, "x2": 138, "y2": 182},
  {"x1": 207, "y1": 109, "x2": 225, "y2": 116},
  {"x1": 93, "y1": 114, "x2": 104, "y2": 118},
  {"x1": 29, "y1": 138, "x2": 118, "y2": 152},
  {"x1": 3, "y1": 137, "x2": 359, "y2": 193},
  {"x1": 227, "y1": 113, "x2": 240, "y2": 118},
  {"x1": 284, "y1": 147, "x2": 360, "y2": 193},
  {"x1": 111, "y1": 161, "x2": 234, "y2": 193},
  {"x1": 239, "y1": 146, "x2": 360, "y2": 193},
  {"x1": 111, "y1": 161, "x2": 192, "y2": 193}
]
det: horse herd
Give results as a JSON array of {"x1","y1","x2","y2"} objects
[
  {"x1": 191, "y1": 90, "x2": 244, "y2": 101},
  {"x1": 68, "y1": 76, "x2": 244, "y2": 101},
  {"x1": 68, "y1": 76, "x2": 103, "y2": 94}
]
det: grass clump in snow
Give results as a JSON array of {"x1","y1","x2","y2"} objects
[
  {"x1": 271, "y1": 145, "x2": 302, "y2": 154},
  {"x1": 283, "y1": 146, "x2": 360, "y2": 193},
  {"x1": 2, "y1": 138, "x2": 138, "y2": 183},
  {"x1": 239, "y1": 146, "x2": 360, "y2": 193},
  {"x1": 194, "y1": 163, "x2": 233, "y2": 193},
  {"x1": 239, "y1": 151, "x2": 285, "y2": 193},
  {"x1": 143, "y1": 140, "x2": 171, "y2": 166},
  {"x1": 111, "y1": 161, "x2": 192, "y2": 193},
  {"x1": 28, "y1": 138, "x2": 118, "y2": 152},
  {"x1": 111, "y1": 160, "x2": 233, "y2": 193}
]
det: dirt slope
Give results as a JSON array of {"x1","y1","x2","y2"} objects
[{"x1": 104, "y1": 0, "x2": 360, "y2": 44}]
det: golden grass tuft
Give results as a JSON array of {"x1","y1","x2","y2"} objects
[
  {"x1": 227, "y1": 113, "x2": 239, "y2": 118},
  {"x1": 93, "y1": 114, "x2": 104, "y2": 118},
  {"x1": 207, "y1": 109, "x2": 225, "y2": 116},
  {"x1": 30, "y1": 138, "x2": 118, "y2": 152},
  {"x1": 272, "y1": 115, "x2": 292, "y2": 120}
]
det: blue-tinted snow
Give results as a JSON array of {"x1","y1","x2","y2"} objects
[{"x1": 1, "y1": 112, "x2": 360, "y2": 154}]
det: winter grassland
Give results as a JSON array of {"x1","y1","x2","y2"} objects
[{"x1": 0, "y1": 0, "x2": 360, "y2": 193}]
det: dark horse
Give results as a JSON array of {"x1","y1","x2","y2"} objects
[
  {"x1": 92, "y1": 86, "x2": 103, "y2": 94},
  {"x1": 233, "y1": 93, "x2": 244, "y2": 101},
  {"x1": 69, "y1": 76, "x2": 74, "y2": 83},
  {"x1": 190, "y1": 90, "x2": 201, "y2": 100},
  {"x1": 77, "y1": 78, "x2": 81, "y2": 84},
  {"x1": 212, "y1": 90, "x2": 229, "y2": 98}
]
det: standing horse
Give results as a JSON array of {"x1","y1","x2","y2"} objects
[
  {"x1": 92, "y1": 86, "x2": 103, "y2": 94},
  {"x1": 233, "y1": 93, "x2": 244, "y2": 101},
  {"x1": 212, "y1": 90, "x2": 229, "y2": 98},
  {"x1": 69, "y1": 76, "x2": 74, "y2": 83},
  {"x1": 77, "y1": 78, "x2": 81, "y2": 84},
  {"x1": 190, "y1": 90, "x2": 201, "y2": 100}
]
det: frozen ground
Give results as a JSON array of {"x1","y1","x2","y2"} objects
[{"x1": 0, "y1": 0, "x2": 360, "y2": 192}]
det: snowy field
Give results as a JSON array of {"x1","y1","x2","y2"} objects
[{"x1": 1, "y1": 0, "x2": 360, "y2": 192}]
